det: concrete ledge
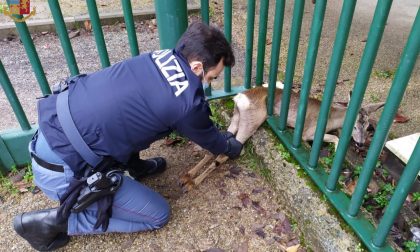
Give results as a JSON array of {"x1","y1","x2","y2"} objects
[
  {"x1": 0, "y1": 4, "x2": 200, "y2": 39},
  {"x1": 249, "y1": 128, "x2": 360, "y2": 251}
]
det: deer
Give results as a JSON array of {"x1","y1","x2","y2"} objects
[{"x1": 179, "y1": 86, "x2": 385, "y2": 192}]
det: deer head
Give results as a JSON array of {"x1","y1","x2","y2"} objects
[{"x1": 351, "y1": 102, "x2": 385, "y2": 147}]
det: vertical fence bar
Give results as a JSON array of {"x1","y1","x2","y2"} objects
[
  {"x1": 244, "y1": 0, "x2": 256, "y2": 90},
  {"x1": 6, "y1": 1, "x2": 50, "y2": 95},
  {"x1": 255, "y1": 0, "x2": 269, "y2": 86},
  {"x1": 326, "y1": 0, "x2": 393, "y2": 191},
  {"x1": 373, "y1": 139, "x2": 420, "y2": 247},
  {"x1": 292, "y1": 0, "x2": 327, "y2": 147},
  {"x1": 348, "y1": 9, "x2": 420, "y2": 217},
  {"x1": 0, "y1": 60, "x2": 31, "y2": 131},
  {"x1": 155, "y1": 0, "x2": 188, "y2": 49},
  {"x1": 201, "y1": 0, "x2": 209, "y2": 25},
  {"x1": 278, "y1": 0, "x2": 305, "y2": 131},
  {"x1": 86, "y1": 0, "x2": 110, "y2": 68},
  {"x1": 121, "y1": 0, "x2": 140, "y2": 57},
  {"x1": 267, "y1": 0, "x2": 286, "y2": 116},
  {"x1": 48, "y1": 0, "x2": 80, "y2": 76},
  {"x1": 224, "y1": 0, "x2": 232, "y2": 93},
  {"x1": 308, "y1": 0, "x2": 357, "y2": 168}
]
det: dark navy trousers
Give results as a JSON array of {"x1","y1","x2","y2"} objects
[{"x1": 30, "y1": 131, "x2": 170, "y2": 235}]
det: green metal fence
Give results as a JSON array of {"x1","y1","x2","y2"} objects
[{"x1": 0, "y1": 0, "x2": 419, "y2": 251}]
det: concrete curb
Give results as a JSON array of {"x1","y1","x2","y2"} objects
[
  {"x1": 0, "y1": 4, "x2": 200, "y2": 39},
  {"x1": 249, "y1": 128, "x2": 361, "y2": 251}
]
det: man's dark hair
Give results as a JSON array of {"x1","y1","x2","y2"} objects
[{"x1": 176, "y1": 22, "x2": 235, "y2": 71}]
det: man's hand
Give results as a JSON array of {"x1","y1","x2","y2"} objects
[
  {"x1": 224, "y1": 137, "x2": 243, "y2": 159},
  {"x1": 220, "y1": 131, "x2": 234, "y2": 140}
]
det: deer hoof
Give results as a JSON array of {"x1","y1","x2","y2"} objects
[
  {"x1": 178, "y1": 173, "x2": 192, "y2": 187},
  {"x1": 179, "y1": 178, "x2": 195, "y2": 193}
]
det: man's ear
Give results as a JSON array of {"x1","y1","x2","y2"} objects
[
  {"x1": 190, "y1": 61, "x2": 204, "y2": 76},
  {"x1": 363, "y1": 102, "x2": 385, "y2": 114}
]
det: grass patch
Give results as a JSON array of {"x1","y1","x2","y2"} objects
[
  {"x1": 0, "y1": 164, "x2": 34, "y2": 196},
  {"x1": 372, "y1": 69, "x2": 395, "y2": 79},
  {"x1": 239, "y1": 142, "x2": 273, "y2": 183},
  {"x1": 209, "y1": 100, "x2": 228, "y2": 129}
]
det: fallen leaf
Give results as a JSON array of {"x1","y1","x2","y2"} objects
[
  {"x1": 286, "y1": 244, "x2": 300, "y2": 252},
  {"x1": 394, "y1": 112, "x2": 410, "y2": 123},
  {"x1": 236, "y1": 240, "x2": 248, "y2": 252},
  {"x1": 9, "y1": 169, "x2": 25, "y2": 183},
  {"x1": 287, "y1": 238, "x2": 300, "y2": 247},
  {"x1": 68, "y1": 30, "x2": 80, "y2": 39},
  {"x1": 13, "y1": 180, "x2": 31, "y2": 193},
  {"x1": 367, "y1": 179, "x2": 379, "y2": 194},
  {"x1": 266, "y1": 238, "x2": 276, "y2": 245},
  {"x1": 164, "y1": 137, "x2": 182, "y2": 146},
  {"x1": 273, "y1": 236, "x2": 282, "y2": 243},
  {"x1": 31, "y1": 186, "x2": 41, "y2": 194},
  {"x1": 229, "y1": 166, "x2": 242, "y2": 176},
  {"x1": 319, "y1": 148, "x2": 331, "y2": 158},
  {"x1": 84, "y1": 20, "x2": 92, "y2": 32},
  {"x1": 247, "y1": 172, "x2": 257, "y2": 178},
  {"x1": 121, "y1": 238, "x2": 135, "y2": 250},
  {"x1": 238, "y1": 193, "x2": 251, "y2": 208},
  {"x1": 251, "y1": 201, "x2": 266, "y2": 215},
  {"x1": 255, "y1": 228, "x2": 266, "y2": 239},
  {"x1": 346, "y1": 179, "x2": 358, "y2": 195},
  {"x1": 274, "y1": 219, "x2": 292, "y2": 236},
  {"x1": 272, "y1": 212, "x2": 286, "y2": 222},
  {"x1": 219, "y1": 188, "x2": 228, "y2": 198},
  {"x1": 252, "y1": 188, "x2": 264, "y2": 194},
  {"x1": 216, "y1": 180, "x2": 226, "y2": 188},
  {"x1": 239, "y1": 225, "x2": 245, "y2": 235}
]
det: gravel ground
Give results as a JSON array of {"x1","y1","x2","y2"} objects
[{"x1": 0, "y1": 138, "x2": 305, "y2": 252}]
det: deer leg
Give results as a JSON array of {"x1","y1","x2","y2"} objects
[
  {"x1": 322, "y1": 134, "x2": 340, "y2": 151},
  {"x1": 235, "y1": 110, "x2": 267, "y2": 144},
  {"x1": 193, "y1": 154, "x2": 229, "y2": 186},
  {"x1": 227, "y1": 105, "x2": 240, "y2": 135},
  {"x1": 178, "y1": 154, "x2": 213, "y2": 190},
  {"x1": 302, "y1": 132, "x2": 340, "y2": 151}
]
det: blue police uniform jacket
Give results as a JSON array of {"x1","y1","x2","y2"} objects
[{"x1": 37, "y1": 49, "x2": 228, "y2": 176}]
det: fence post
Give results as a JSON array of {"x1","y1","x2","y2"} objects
[{"x1": 154, "y1": 0, "x2": 188, "y2": 49}]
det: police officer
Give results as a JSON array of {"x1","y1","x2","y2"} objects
[{"x1": 13, "y1": 22, "x2": 243, "y2": 251}]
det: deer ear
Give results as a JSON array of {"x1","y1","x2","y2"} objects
[{"x1": 363, "y1": 102, "x2": 385, "y2": 114}]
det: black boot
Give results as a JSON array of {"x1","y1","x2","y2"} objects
[
  {"x1": 13, "y1": 208, "x2": 69, "y2": 251},
  {"x1": 126, "y1": 156, "x2": 167, "y2": 180}
]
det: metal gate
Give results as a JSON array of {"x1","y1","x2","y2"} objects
[{"x1": 0, "y1": 0, "x2": 419, "y2": 251}]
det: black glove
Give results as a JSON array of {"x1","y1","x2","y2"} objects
[
  {"x1": 93, "y1": 195, "x2": 113, "y2": 232},
  {"x1": 57, "y1": 177, "x2": 87, "y2": 223},
  {"x1": 224, "y1": 137, "x2": 243, "y2": 159},
  {"x1": 220, "y1": 131, "x2": 235, "y2": 140}
]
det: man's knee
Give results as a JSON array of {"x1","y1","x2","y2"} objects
[{"x1": 152, "y1": 201, "x2": 171, "y2": 229}]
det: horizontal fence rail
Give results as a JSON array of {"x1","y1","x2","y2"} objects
[{"x1": 0, "y1": 1, "x2": 419, "y2": 251}]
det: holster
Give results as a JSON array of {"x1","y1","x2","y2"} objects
[{"x1": 72, "y1": 170, "x2": 122, "y2": 213}]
